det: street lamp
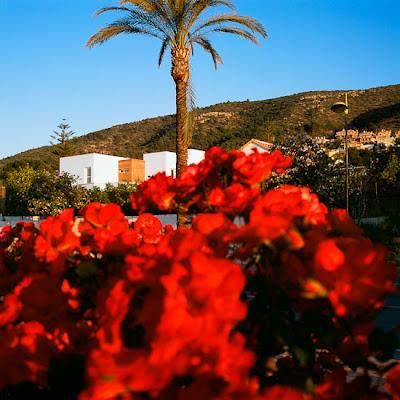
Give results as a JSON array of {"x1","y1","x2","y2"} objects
[{"x1": 331, "y1": 93, "x2": 350, "y2": 214}]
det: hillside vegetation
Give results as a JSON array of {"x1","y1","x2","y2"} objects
[{"x1": 1, "y1": 84, "x2": 399, "y2": 171}]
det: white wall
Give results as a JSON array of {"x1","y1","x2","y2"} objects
[
  {"x1": 188, "y1": 149, "x2": 205, "y2": 164},
  {"x1": 144, "y1": 152, "x2": 176, "y2": 179},
  {"x1": 60, "y1": 153, "x2": 125, "y2": 189},
  {"x1": 92, "y1": 154, "x2": 125, "y2": 188},
  {"x1": 144, "y1": 149, "x2": 205, "y2": 179},
  {"x1": 61, "y1": 149, "x2": 207, "y2": 186},
  {"x1": 60, "y1": 154, "x2": 95, "y2": 187}
]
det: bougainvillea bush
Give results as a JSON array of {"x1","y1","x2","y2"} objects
[{"x1": 1, "y1": 147, "x2": 399, "y2": 399}]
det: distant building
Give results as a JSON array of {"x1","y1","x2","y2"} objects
[
  {"x1": 144, "y1": 152, "x2": 176, "y2": 180},
  {"x1": 335, "y1": 129, "x2": 397, "y2": 148},
  {"x1": 377, "y1": 136, "x2": 395, "y2": 147},
  {"x1": 118, "y1": 159, "x2": 145, "y2": 183},
  {"x1": 240, "y1": 139, "x2": 273, "y2": 155},
  {"x1": 60, "y1": 153, "x2": 131, "y2": 189},
  {"x1": 313, "y1": 136, "x2": 329, "y2": 145},
  {"x1": 377, "y1": 129, "x2": 392, "y2": 139},
  {"x1": 328, "y1": 149, "x2": 342, "y2": 158},
  {"x1": 143, "y1": 149, "x2": 205, "y2": 180},
  {"x1": 359, "y1": 132, "x2": 375, "y2": 144},
  {"x1": 362, "y1": 144, "x2": 375, "y2": 150},
  {"x1": 348, "y1": 142, "x2": 363, "y2": 149},
  {"x1": 336, "y1": 129, "x2": 359, "y2": 140},
  {"x1": 60, "y1": 150, "x2": 205, "y2": 188}
]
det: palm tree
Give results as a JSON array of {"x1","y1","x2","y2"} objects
[
  {"x1": 87, "y1": 0, "x2": 267, "y2": 170},
  {"x1": 87, "y1": 0, "x2": 267, "y2": 225}
]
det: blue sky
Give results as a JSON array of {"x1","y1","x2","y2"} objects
[{"x1": 1, "y1": 0, "x2": 399, "y2": 158}]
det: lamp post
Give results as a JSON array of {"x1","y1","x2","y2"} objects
[{"x1": 331, "y1": 93, "x2": 350, "y2": 214}]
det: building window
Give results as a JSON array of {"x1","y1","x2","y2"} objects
[{"x1": 84, "y1": 167, "x2": 92, "y2": 184}]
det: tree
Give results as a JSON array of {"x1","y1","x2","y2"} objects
[
  {"x1": 50, "y1": 119, "x2": 75, "y2": 158},
  {"x1": 4, "y1": 165, "x2": 38, "y2": 215},
  {"x1": 28, "y1": 171, "x2": 89, "y2": 216},
  {"x1": 381, "y1": 154, "x2": 400, "y2": 184},
  {"x1": 87, "y1": 0, "x2": 267, "y2": 224}
]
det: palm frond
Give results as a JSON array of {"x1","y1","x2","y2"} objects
[
  {"x1": 119, "y1": 0, "x2": 157, "y2": 12},
  {"x1": 121, "y1": 0, "x2": 177, "y2": 39},
  {"x1": 184, "y1": 0, "x2": 235, "y2": 38},
  {"x1": 94, "y1": 4, "x2": 175, "y2": 43},
  {"x1": 184, "y1": 73, "x2": 197, "y2": 147},
  {"x1": 191, "y1": 13, "x2": 268, "y2": 38},
  {"x1": 191, "y1": 37, "x2": 223, "y2": 69},
  {"x1": 158, "y1": 36, "x2": 171, "y2": 66},
  {"x1": 95, "y1": 6, "x2": 135, "y2": 16},
  {"x1": 196, "y1": 26, "x2": 259, "y2": 44},
  {"x1": 87, "y1": 21, "x2": 161, "y2": 47}
]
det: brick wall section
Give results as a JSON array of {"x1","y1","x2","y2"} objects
[{"x1": 118, "y1": 159, "x2": 145, "y2": 183}]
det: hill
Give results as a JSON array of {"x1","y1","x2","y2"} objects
[{"x1": 1, "y1": 84, "x2": 399, "y2": 171}]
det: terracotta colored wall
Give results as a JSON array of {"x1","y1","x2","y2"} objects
[{"x1": 118, "y1": 159, "x2": 145, "y2": 183}]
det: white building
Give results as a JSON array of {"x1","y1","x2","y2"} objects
[
  {"x1": 377, "y1": 136, "x2": 395, "y2": 147},
  {"x1": 144, "y1": 149, "x2": 205, "y2": 179},
  {"x1": 60, "y1": 153, "x2": 125, "y2": 189},
  {"x1": 240, "y1": 139, "x2": 273, "y2": 155}
]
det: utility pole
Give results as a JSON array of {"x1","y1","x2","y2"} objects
[
  {"x1": 344, "y1": 93, "x2": 349, "y2": 214},
  {"x1": 331, "y1": 93, "x2": 350, "y2": 214}
]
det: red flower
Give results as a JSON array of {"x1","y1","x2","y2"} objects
[
  {"x1": 314, "y1": 239, "x2": 345, "y2": 272},
  {"x1": 232, "y1": 150, "x2": 292, "y2": 186},
  {"x1": 230, "y1": 186, "x2": 327, "y2": 253},
  {"x1": 232, "y1": 151, "x2": 273, "y2": 186},
  {"x1": 1, "y1": 222, "x2": 41, "y2": 282},
  {"x1": 0, "y1": 322, "x2": 53, "y2": 388},
  {"x1": 386, "y1": 364, "x2": 400, "y2": 400},
  {"x1": 175, "y1": 163, "x2": 204, "y2": 197},
  {"x1": 315, "y1": 368, "x2": 347, "y2": 400},
  {"x1": 0, "y1": 147, "x2": 397, "y2": 399},
  {"x1": 131, "y1": 173, "x2": 176, "y2": 213},
  {"x1": 269, "y1": 150, "x2": 293, "y2": 173},
  {"x1": 327, "y1": 209, "x2": 363, "y2": 237},
  {"x1": 255, "y1": 186, "x2": 327, "y2": 226},
  {"x1": 15, "y1": 274, "x2": 78, "y2": 330},
  {"x1": 208, "y1": 184, "x2": 259, "y2": 215},
  {"x1": 82, "y1": 239, "x2": 252, "y2": 399},
  {"x1": 204, "y1": 146, "x2": 241, "y2": 170},
  {"x1": 34, "y1": 209, "x2": 79, "y2": 264},
  {"x1": 156, "y1": 229, "x2": 209, "y2": 261},
  {"x1": 79, "y1": 203, "x2": 130, "y2": 254},
  {"x1": 80, "y1": 203, "x2": 128, "y2": 234},
  {"x1": 133, "y1": 214, "x2": 164, "y2": 244},
  {"x1": 313, "y1": 237, "x2": 396, "y2": 316},
  {"x1": 192, "y1": 213, "x2": 237, "y2": 239},
  {"x1": 0, "y1": 293, "x2": 22, "y2": 327}
]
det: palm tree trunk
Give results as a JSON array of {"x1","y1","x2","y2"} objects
[
  {"x1": 175, "y1": 79, "x2": 188, "y2": 177},
  {"x1": 171, "y1": 47, "x2": 190, "y2": 227}
]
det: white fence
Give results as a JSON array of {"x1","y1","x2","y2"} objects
[
  {"x1": 0, "y1": 215, "x2": 177, "y2": 229},
  {"x1": 359, "y1": 216, "x2": 388, "y2": 226}
]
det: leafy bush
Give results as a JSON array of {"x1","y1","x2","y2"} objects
[
  {"x1": 4, "y1": 165, "x2": 39, "y2": 215},
  {"x1": 88, "y1": 183, "x2": 138, "y2": 215},
  {"x1": 3, "y1": 165, "x2": 138, "y2": 216},
  {"x1": 0, "y1": 147, "x2": 399, "y2": 399}
]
